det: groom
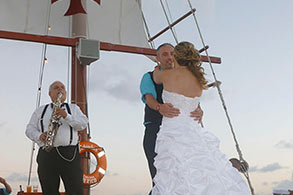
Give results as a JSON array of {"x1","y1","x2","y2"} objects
[{"x1": 140, "y1": 43, "x2": 203, "y2": 192}]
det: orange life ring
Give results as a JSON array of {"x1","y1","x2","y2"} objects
[{"x1": 79, "y1": 141, "x2": 107, "y2": 186}]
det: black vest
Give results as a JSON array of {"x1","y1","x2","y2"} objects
[{"x1": 144, "y1": 71, "x2": 163, "y2": 125}]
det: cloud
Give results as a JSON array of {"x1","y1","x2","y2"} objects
[
  {"x1": 6, "y1": 172, "x2": 38, "y2": 182},
  {"x1": 255, "y1": 192, "x2": 268, "y2": 195},
  {"x1": 105, "y1": 170, "x2": 119, "y2": 177},
  {"x1": 249, "y1": 163, "x2": 286, "y2": 173},
  {"x1": 275, "y1": 140, "x2": 293, "y2": 149},
  {"x1": 249, "y1": 166, "x2": 258, "y2": 172},
  {"x1": 262, "y1": 181, "x2": 268, "y2": 186},
  {"x1": 273, "y1": 179, "x2": 293, "y2": 190},
  {"x1": 0, "y1": 122, "x2": 6, "y2": 129},
  {"x1": 88, "y1": 62, "x2": 141, "y2": 103},
  {"x1": 259, "y1": 163, "x2": 286, "y2": 172}
]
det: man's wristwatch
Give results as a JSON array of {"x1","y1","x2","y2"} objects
[{"x1": 155, "y1": 104, "x2": 160, "y2": 112}]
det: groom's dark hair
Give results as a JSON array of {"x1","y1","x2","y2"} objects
[{"x1": 156, "y1": 43, "x2": 174, "y2": 55}]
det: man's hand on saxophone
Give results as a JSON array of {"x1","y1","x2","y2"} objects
[
  {"x1": 55, "y1": 108, "x2": 67, "y2": 119},
  {"x1": 39, "y1": 132, "x2": 48, "y2": 143}
]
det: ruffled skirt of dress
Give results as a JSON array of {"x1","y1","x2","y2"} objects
[{"x1": 151, "y1": 116, "x2": 251, "y2": 195}]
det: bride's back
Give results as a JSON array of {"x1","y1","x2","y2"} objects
[
  {"x1": 155, "y1": 41, "x2": 207, "y2": 98},
  {"x1": 162, "y1": 67, "x2": 203, "y2": 98}
]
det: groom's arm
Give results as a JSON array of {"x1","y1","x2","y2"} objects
[
  {"x1": 140, "y1": 72, "x2": 157, "y2": 104},
  {"x1": 140, "y1": 73, "x2": 179, "y2": 118},
  {"x1": 145, "y1": 94, "x2": 179, "y2": 118}
]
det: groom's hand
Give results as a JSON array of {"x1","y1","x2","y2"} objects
[
  {"x1": 190, "y1": 105, "x2": 203, "y2": 123},
  {"x1": 159, "y1": 103, "x2": 180, "y2": 118}
]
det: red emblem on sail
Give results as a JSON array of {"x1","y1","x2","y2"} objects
[{"x1": 52, "y1": 0, "x2": 101, "y2": 16}]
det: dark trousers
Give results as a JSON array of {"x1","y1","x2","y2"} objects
[
  {"x1": 37, "y1": 145, "x2": 83, "y2": 195},
  {"x1": 143, "y1": 122, "x2": 161, "y2": 194}
]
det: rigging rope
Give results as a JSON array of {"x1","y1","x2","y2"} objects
[
  {"x1": 164, "y1": 0, "x2": 178, "y2": 39},
  {"x1": 159, "y1": 0, "x2": 178, "y2": 44},
  {"x1": 67, "y1": 47, "x2": 71, "y2": 103},
  {"x1": 27, "y1": 1, "x2": 52, "y2": 186},
  {"x1": 83, "y1": 13, "x2": 91, "y2": 138},
  {"x1": 138, "y1": 1, "x2": 155, "y2": 49},
  {"x1": 27, "y1": 43, "x2": 48, "y2": 187},
  {"x1": 67, "y1": 12, "x2": 72, "y2": 106},
  {"x1": 186, "y1": 1, "x2": 255, "y2": 194}
]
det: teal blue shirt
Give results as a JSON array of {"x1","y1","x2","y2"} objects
[{"x1": 140, "y1": 72, "x2": 157, "y2": 104}]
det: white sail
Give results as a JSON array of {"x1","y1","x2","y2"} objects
[{"x1": 0, "y1": 0, "x2": 150, "y2": 48}]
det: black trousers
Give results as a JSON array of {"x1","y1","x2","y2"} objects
[
  {"x1": 37, "y1": 145, "x2": 83, "y2": 195},
  {"x1": 143, "y1": 122, "x2": 161, "y2": 191}
]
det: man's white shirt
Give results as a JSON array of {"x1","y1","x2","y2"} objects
[{"x1": 26, "y1": 103, "x2": 88, "y2": 147}]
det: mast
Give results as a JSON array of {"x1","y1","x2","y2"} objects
[{"x1": 70, "y1": 1, "x2": 90, "y2": 194}]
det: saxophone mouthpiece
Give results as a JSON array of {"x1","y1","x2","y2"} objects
[
  {"x1": 54, "y1": 92, "x2": 63, "y2": 104},
  {"x1": 57, "y1": 92, "x2": 63, "y2": 98}
]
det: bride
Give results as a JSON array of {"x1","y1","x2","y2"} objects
[{"x1": 151, "y1": 41, "x2": 250, "y2": 195}]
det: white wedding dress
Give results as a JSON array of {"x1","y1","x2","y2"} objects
[{"x1": 151, "y1": 90, "x2": 251, "y2": 195}]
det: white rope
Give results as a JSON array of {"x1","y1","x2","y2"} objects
[
  {"x1": 67, "y1": 15, "x2": 72, "y2": 103},
  {"x1": 85, "y1": 62, "x2": 91, "y2": 137},
  {"x1": 27, "y1": 0, "x2": 52, "y2": 186},
  {"x1": 159, "y1": 0, "x2": 178, "y2": 44},
  {"x1": 138, "y1": 1, "x2": 155, "y2": 49},
  {"x1": 24, "y1": 0, "x2": 30, "y2": 33},
  {"x1": 67, "y1": 46, "x2": 71, "y2": 102},
  {"x1": 164, "y1": 0, "x2": 178, "y2": 39},
  {"x1": 186, "y1": 0, "x2": 255, "y2": 194}
]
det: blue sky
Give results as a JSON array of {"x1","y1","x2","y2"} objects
[{"x1": 0, "y1": 0, "x2": 293, "y2": 195}]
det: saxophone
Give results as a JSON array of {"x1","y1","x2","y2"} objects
[{"x1": 43, "y1": 92, "x2": 63, "y2": 152}]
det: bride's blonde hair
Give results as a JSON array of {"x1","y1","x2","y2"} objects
[{"x1": 173, "y1": 41, "x2": 208, "y2": 89}]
